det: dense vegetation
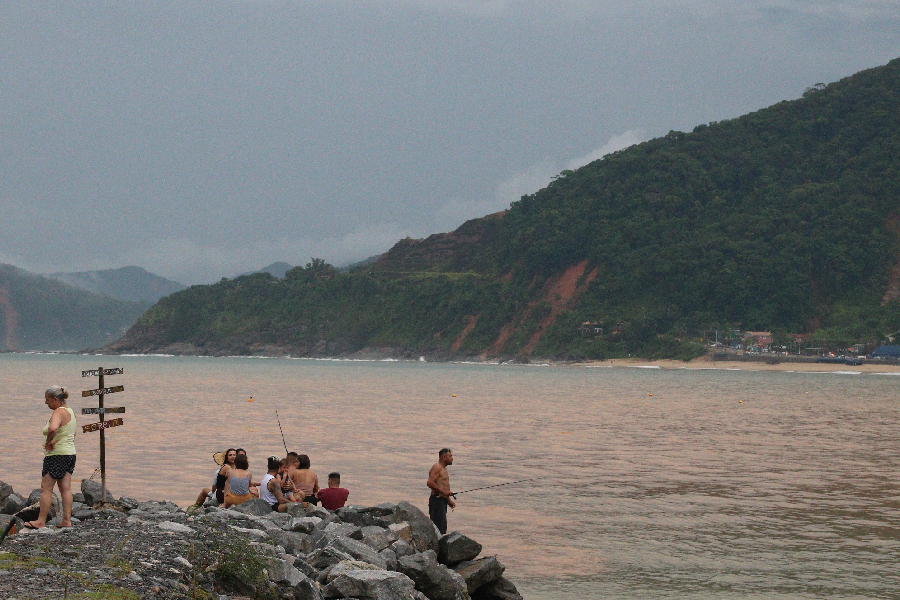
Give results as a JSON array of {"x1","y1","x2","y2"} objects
[
  {"x1": 0, "y1": 264, "x2": 147, "y2": 351},
  {"x1": 110, "y1": 58, "x2": 900, "y2": 360}
]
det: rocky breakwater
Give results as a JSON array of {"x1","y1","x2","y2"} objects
[{"x1": 0, "y1": 479, "x2": 523, "y2": 600}]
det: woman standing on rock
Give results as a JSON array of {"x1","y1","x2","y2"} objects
[{"x1": 26, "y1": 385, "x2": 76, "y2": 529}]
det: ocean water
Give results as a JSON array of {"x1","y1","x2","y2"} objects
[{"x1": 2, "y1": 353, "x2": 898, "y2": 599}]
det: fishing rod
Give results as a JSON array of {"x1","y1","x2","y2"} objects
[
  {"x1": 275, "y1": 409, "x2": 289, "y2": 454},
  {"x1": 452, "y1": 476, "x2": 549, "y2": 497}
]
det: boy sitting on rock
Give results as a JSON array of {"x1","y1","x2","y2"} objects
[{"x1": 316, "y1": 472, "x2": 349, "y2": 510}]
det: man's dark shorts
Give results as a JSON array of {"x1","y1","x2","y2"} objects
[
  {"x1": 42, "y1": 455, "x2": 76, "y2": 480},
  {"x1": 429, "y1": 495, "x2": 448, "y2": 535}
]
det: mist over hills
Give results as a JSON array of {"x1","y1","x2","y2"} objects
[
  {"x1": 48, "y1": 266, "x2": 186, "y2": 304},
  {"x1": 106, "y1": 58, "x2": 900, "y2": 359},
  {"x1": 0, "y1": 265, "x2": 147, "y2": 352}
]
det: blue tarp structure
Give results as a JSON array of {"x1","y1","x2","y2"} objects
[{"x1": 870, "y1": 345, "x2": 900, "y2": 358}]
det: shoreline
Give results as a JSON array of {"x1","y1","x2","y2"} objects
[
  {"x1": 574, "y1": 355, "x2": 900, "y2": 373},
  {"x1": 8, "y1": 348, "x2": 900, "y2": 374}
]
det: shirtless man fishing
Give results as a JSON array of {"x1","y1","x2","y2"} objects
[{"x1": 427, "y1": 448, "x2": 455, "y2": 534}]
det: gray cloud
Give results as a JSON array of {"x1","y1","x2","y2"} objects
[{"x1": 1, "y1": 1, "x2": 897, "y2": 284}]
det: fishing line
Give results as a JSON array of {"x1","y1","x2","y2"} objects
[
  {"x1": 275, "y1": 409, "x2": 289, "y2": 454},
  {"x1": 452, "y1": 475, "x2": 550, "y2": 497}
]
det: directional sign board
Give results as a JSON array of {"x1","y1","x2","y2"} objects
[
  {"x1": 81, "y1": 407, "x2": 125, "y2": 415},
  {"x1": 82, "y1": 418, "x2": 124, "y2": 433},
  {"x1": 82, "y1": 385, "x2": 125, "y2": 397},
  {"x1": 82, "y1": 368, "x2": 124, "y2": 377}
]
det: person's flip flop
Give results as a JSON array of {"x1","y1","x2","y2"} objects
[{"x1": 23, "y1": 522, "x2": 40, "y2": 530}]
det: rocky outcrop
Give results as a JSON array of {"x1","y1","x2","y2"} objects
[{"x1": 0, "y1": 479, "x2": 522, "y2": 600}]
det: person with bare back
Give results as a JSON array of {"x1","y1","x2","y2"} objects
[{"x1": 426, "y1": 448, "x2": 455, "y2": 534}]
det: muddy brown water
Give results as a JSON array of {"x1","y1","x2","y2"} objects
[{"x1": 2, "y1": 353, "x2": 898, "y2": 599}]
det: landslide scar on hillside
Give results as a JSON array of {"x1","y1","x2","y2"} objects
[{"x1": 486, "y1": 261, "x2": 598, "y2": 356}]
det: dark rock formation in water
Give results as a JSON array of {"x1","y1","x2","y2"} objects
[{"x1": 0, "y1": 479, "x2": 524, "y2": 600}]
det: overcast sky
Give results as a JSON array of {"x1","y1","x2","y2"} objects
[{"x1": 1, "y1": 1, "x2": 898, "y2": 284}]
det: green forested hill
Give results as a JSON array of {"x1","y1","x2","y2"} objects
[
  {"x1": 107, "y1": 58, "x2": 900, "y2": 359},
  {"x1": 0, "y1": 265, "x2": 148, "y2": 351}
]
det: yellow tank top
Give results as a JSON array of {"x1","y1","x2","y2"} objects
[{"x1": 43, "y1": 407, "x2": 76, "y2": 456}]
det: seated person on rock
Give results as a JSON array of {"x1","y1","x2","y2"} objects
[
  {"x1": 316, "y1": 472, "x2": 350, "y2": 510},
  {"x1": 288, "y1": 453, "x2": 320, "y2": 506},
  {"x1": 235, "y1": 448, "x2": 261, "y2": 497},
  {"x1": 261, "y1": 456, "x2": 291, "y2": 512},
  {"x1": 223, "y1": 454, "x2": 254, "y2": 508}
]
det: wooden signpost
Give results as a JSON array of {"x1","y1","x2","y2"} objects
[{"x1": 81, "y1": 367, "x2": 125, "y2": 505}]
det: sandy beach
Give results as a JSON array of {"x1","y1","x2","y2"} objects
[{"x1": 573, "y1": 354, "x2": 900, "y2": 373}]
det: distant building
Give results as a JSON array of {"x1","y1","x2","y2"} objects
[
  {"x1": 870, "y1": 345, "x2": 900, "y2": 359},
  {"x1": 578, "y1": 322, "x2": 603, "y2": 336},
  {"x1": 743, "y1": 331, "x2": 773, "y2": 350}
]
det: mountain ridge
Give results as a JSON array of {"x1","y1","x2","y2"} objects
[{"x1": 104, "y1": 57, "x2": 900, "y2": 360}]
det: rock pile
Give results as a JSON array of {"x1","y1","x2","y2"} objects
[{"x1": 0, "y1": 479, "x2": 523, "y2": 600}]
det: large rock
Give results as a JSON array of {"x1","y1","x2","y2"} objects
[
  {"x1": 390, "y1": 521, "x2": 413, "y2": 543},
  {"x1": 395, "y1": 501, "x2": 439, "y2": 552},
  {"x1": 0, "y1": 480, "x2": 13, "y2": 502},
  {"x1": 453, "y1": 557, "x2": 504, "y2": 595},
  {"x1": 470, "y1": 576, "x2": 523, "y2": 600},
  {"x1": 438, "y1": 532, "x2": 482, "y2": 565},
  {"x1": 0, "y1": 492, "x2": 27, "y2": 515},
  {"x1": 263, "y1": 557, "x2": 306, "y2": 586},
  {"x1": 391, "y1": 538, "x2": 417, "y2": 558},
  {"x1": 306, "y1": 546, "x2": 356, "y2": 571},
  {"x1": 322, "y1": 570, "x2": 419, "y2": 600},
  {"x1": 291, "y1": 516, "x2": 323, "y2": 534},
  {"x1": 362, "y1": 527, "x2": 399, "y2": 552},
  {"x1": 81, "y1": 479, "x2": 114, "y2": 505},
  {"x1": 325, "y1": 559, "x2": 383, "y2": 583},
  {"x1": 231, "y1": 498, "x2": 275, "y2": 516},
  {"x1": 399, "y1": 550, "x2": 469, "y2": 600},
  {"x1": 269, "y1": 529, "x2": 314, "y2": 555},
  {"x1": 325, "y1": 537, "x2": 388, "y2": 570},
  {"x1": 292, "y1": 571, "x2": 325, "y2": 600}
]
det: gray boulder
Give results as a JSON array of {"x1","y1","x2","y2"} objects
[
  {"x1": 395, "y1": 501, "x2": 439, "y2": 552},
  {"x1": 363, "y1": 528, "x2": 399, "y2": 552},
  {"x1": 269, "y1": 529, "x2": 313, "y2": 555},
  {"x1": 0, "y1": 492, "x2": 27, "y2": 515},
  {"x1": 325, "y1": 559, "x2": 383, "y2": 583},
  {"x1": 292, "y1": 571, "x2": 325, "y2": 600},
  {"x1": 81, "y1": 479, "x2": 114, "y2": 505},
  {"x1": 470, "y1": 576, "x2": 523, "y2": 600},
  {"x1": 322, "y1": 522, "x2": 363, "y2": 540},
  {"x1": 438, "y1": 532, "x2": 482, "y2": 565},
  {"x1": 399, "y1": 550, "x2": 469, "y2": 600},
  {"x1": 391, "y1": 538, "x2": 417, "y2": 558},
  {"x1": 0, "y1": 480, "x2": 12, "y2": 502},
  {"x1": 453, "y1": 557, "x2": 504, "y2": 595},
  {"x1": 27, "y1": 489, "x2": 42, "y2": 505},
  {"x1": 378, "y1": 547, "x2": 399, "y2": 572},
  {"x1": 291, "y1": 516, "x2": 323, "y2": 534},
  {"x1": 118, "y1": 496, "x2": 139, "y2": 510},
  {"x1": 322, "y1": 570, "x2": 419, "y2": 600},
  {"x1": 306, "y1": 546, "x2": 356, "y2": 571},
  {"x1": 262, "y1": 511, "x2": 293, "y2": 529},
  {"x1": 231, "y1": 498, "x2": 275, "y2": 516},
  {"x1": 263, "y1": 557, "x2": 306, "y2": 586},
  {"x1": 325, "y1": 537, "x2": 388, "y2": 570},
  {"x1": 390, "y1": 521, "x2": 413, "y2": 543}
]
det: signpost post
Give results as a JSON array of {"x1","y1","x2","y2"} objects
[{"x1": 81, "y1": 367, "x2": 125, "y2": 505}]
